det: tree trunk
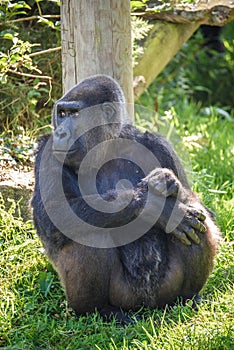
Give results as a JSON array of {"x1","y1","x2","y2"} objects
[{"x1": 60, "y1": 0, "x2": 134, "y2": 118}]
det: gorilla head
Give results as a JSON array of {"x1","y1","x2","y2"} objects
[{"x1": 52, "y1": 75, "x2": 129, "y2": 168}]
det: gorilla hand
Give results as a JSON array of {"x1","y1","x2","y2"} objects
[
  {"x1": 141, "y1": 168, "x2": 181, "y2": 198},
  {"x1": 136, "y1": 179, "x2": 207, "y2": 246},
  {"x1": 166, "y1": 204, "x2": 207, "y2": 246}
]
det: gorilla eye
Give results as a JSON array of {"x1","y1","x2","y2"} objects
[
  {"x1": 59, "y1": 110, "x2": 66, "y2": 118},
  {"x1": 73, "y1": 111, "x2": 79, "y2": 118}
]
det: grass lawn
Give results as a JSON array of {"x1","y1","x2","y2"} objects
[{"x1": 0, "y1": 96, "x2": 233, "y2": 349}]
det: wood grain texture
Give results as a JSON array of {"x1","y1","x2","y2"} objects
[
  {"x1": 140, "y1": 1, "x2": 234, "y2": 26},
  {"x1": 61, "y1": 0, "x2": 133, "y2": 117}
]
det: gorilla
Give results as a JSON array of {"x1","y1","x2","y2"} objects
[{"x1": 32, "y1": 75, "x2": 220, "y2": 322}]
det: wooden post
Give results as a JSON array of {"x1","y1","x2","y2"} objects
[{"x1": 61, "y1": 0, "x2": 134, "y2": 118}]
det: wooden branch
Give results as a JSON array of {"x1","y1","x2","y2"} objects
[
  {"x1": 8, "y1": 69, "x2": 52, "y2": 81},
  {"x1": 0, "y1": 15, "x2": 60, "y2": 25},
  {"x1": 133, "y1": 21, "x2": 200, "y2": 100},
  {"x1": 7, "y1": 70, "x2": 53, "y2": 104},
  {"x1": 29, "y1": 46, "x2": 61, "y2": 57},
  {"x1": 135, "y1": 1, "x2": 234, "y2": 26},
  {"x1": 133, "y1": 1, "x2": 234, "y2": 99}
]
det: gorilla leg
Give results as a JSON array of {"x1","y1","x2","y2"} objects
[
  {"x1": 54, "y1": 242, "x2": 137, "y2": 323},
  {"x1": 54, "y1": 242, "x2": 111, "y2": 314}
]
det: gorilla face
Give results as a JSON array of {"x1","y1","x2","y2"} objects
[
  {"x1": 51, "y1": 75, "x2": 128, "y2": 169},
  {"x1": 52, "y1": 96, "x2": 124, "y2": 168}
]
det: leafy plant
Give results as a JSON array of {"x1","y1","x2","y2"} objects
[
  {"x1": 132, "y1": 16, "x2": 153, "y2": 66},
  {"x1": 0, "y1": 34, "x2": 40, "y2": 83},
  {"x1": 0, "y1": 130, "x2": 35, "y2": 167},
  {"x1": 0, "y1": 0, "x2": 61, "y2": 131},
  {"x1": 0, "y1": 1, "x2": 31, "y2": 22},
  {"x1": 138, "y1": 22, "x2": 234, "y2": 111}
]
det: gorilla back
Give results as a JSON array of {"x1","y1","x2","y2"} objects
[{"x1": 32, "y1": 75, "x2": 220, "y2": 320}]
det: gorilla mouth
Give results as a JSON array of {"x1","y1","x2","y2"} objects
[{"x1": 53, "y1": 148, "x2": 77, "y2": 154}]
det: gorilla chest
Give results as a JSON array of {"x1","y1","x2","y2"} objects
[{"x1": 95, "y1": 159, "x2": 144, "y2": 194}]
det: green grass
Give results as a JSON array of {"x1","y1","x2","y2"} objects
[{"x1": 0, "y1": 100, "x2": 233, "y2": 349}]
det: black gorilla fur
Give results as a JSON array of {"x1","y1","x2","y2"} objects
[{"x1": 32, "y1": 75, "x2": 220, "y2": 322}]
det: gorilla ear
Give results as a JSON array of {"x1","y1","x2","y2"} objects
[{"x1": 102, "y1": 102, "x2": 116, "y2": 121}]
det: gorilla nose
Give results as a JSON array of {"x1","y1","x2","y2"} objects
[
  {"x1": 53, "y1": 125, "x2": 72, "y2": 152},
  {"x1": 54, "y1": 126, "x2": 70, "y2": 139}
]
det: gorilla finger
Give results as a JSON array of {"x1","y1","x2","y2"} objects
[
  {"x1": 188, "y1": 207, "x2": 206, "y2": 221},
  {"x1": 199, "y1": 222, "x2": 207, "y2": 233},
  {"x1": 138, "y1": 179, "x2": 147, "y2": 187},
  {"x1": 199, "y1": 212, "x2": 206, "y2": 221},
  {"x1": 194, "y1": 210, "x2": 206, "y2": 222},
  {"x1": 148, "y1": 180, "x2": 167, "y2": 196},
  {"x1": 193, "y1": 219, "x2": 206, "y2": 233},
  {"x1": 183, "y1": 226, "x2": 200, "y2": 244},
  {"x1": 172, "y1": 229, "x2": 192, "y2": 246},
  {"x1": 166, "y1": 182, "x2": 179, "y2": 197},
  {"x1": 187, "y1": 216, "x2": 205, "y2": 232}
]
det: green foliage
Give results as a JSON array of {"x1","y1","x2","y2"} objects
[
  {"x1": 132, "y1": 16, "x2": 153, "y2": 66},
  {"x1": 0, "y1": 0, "x2": 61, "y2": 131},
  {"x1": 1, "y1": 93, "x2": 234, "y2": 350},
  {"x1": 138, "y1": 23, "x2": 234, "y2": 110},
  {"x1": 0, "y1": 1, "x2": 233, "y2": 133},
  {"x1": 0, "y1": 35, "x2": 40, "y2": 83},
  {"x1": 0, "y1": 1, "x2": 31, "y2": 21},
  {"x1": 0, "y1": 129, "x2": 35, "y2": 167},
  {"x1": 131, "y1": 0, "x2": 148, "y2": 11},
  {"x1": 0, "y1": 6, "x2": 233, "y2": 348},
  {"x1": 0, "y1": 111, "x2": 233, "y2": 345},
  {"x1": 0, "y1": 1, "x2": 39, "y2": 83}
]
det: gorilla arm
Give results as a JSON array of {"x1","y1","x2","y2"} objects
[
  {"x1": 123, "y1": 127, "x2": 208, "y2": 245},
  {"x1": 34, "y1": 135, "x2": 206, "y2": 247},
  {"x1": 33, "y1": 138, "x2": 141, "y2": 234},
  {"x1": 139, "y1": 167, "x2": 207, "y2": 245}
]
